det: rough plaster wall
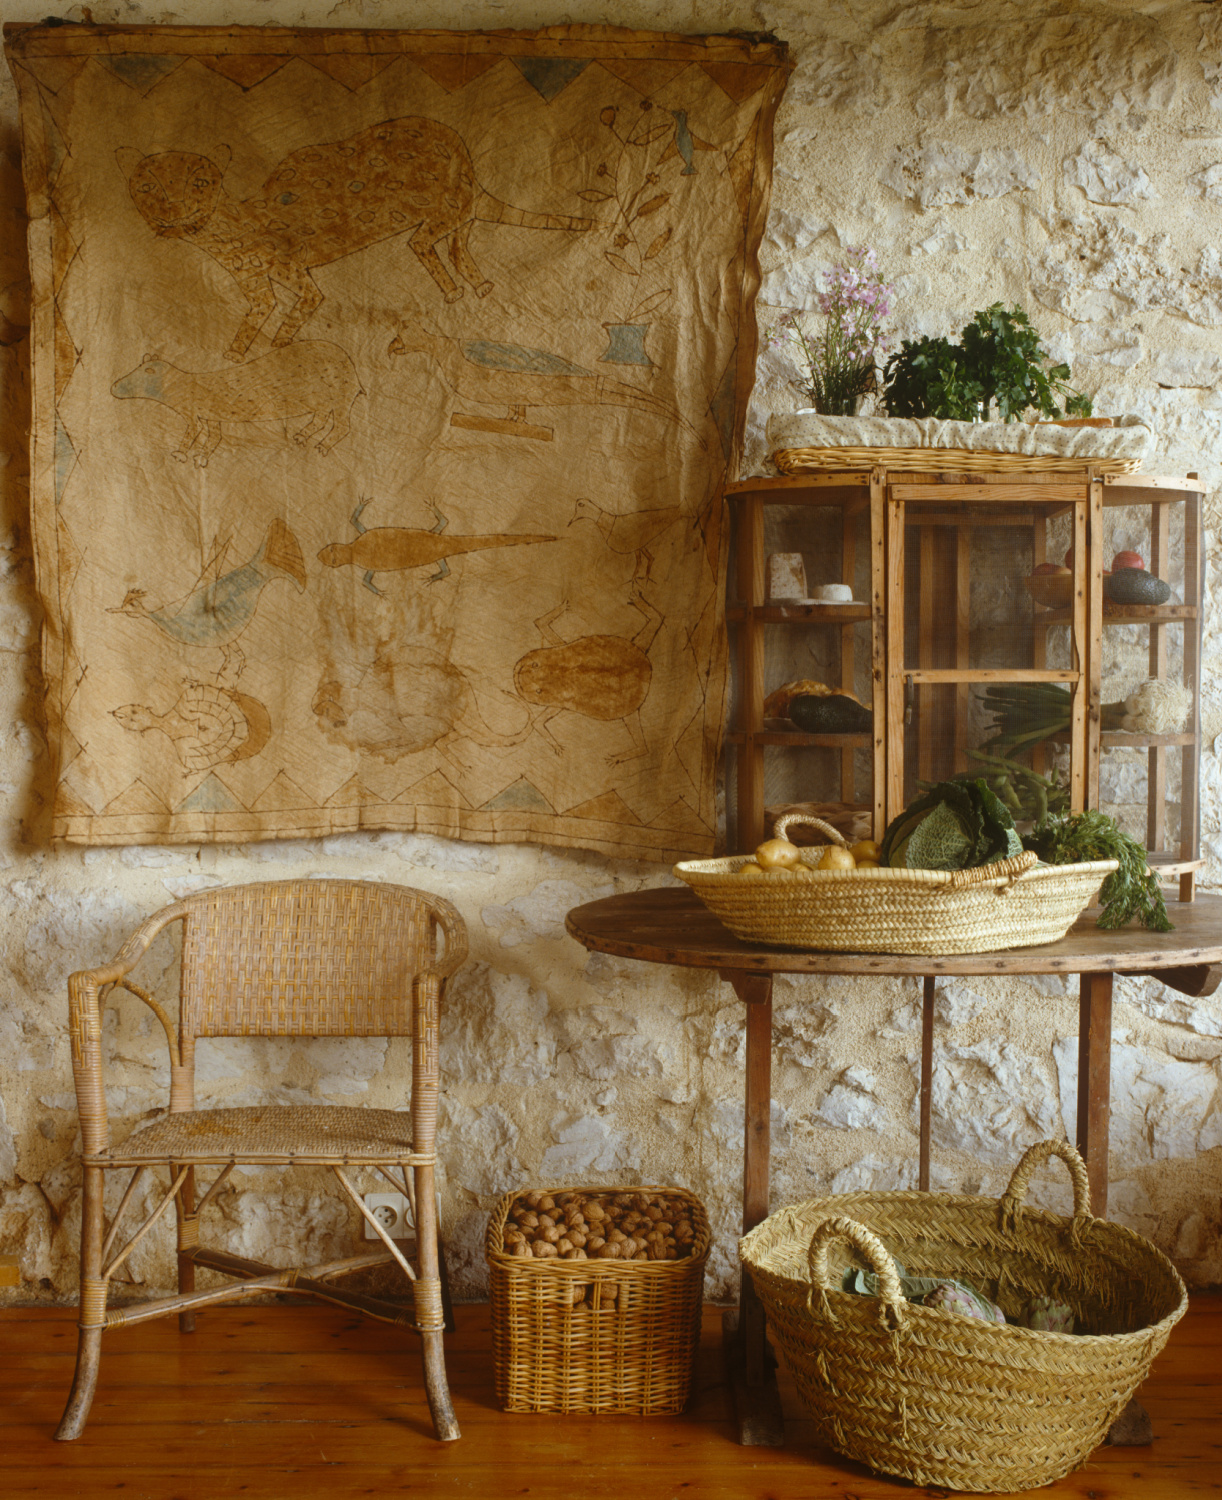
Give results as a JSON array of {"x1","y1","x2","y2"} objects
[{"x1": 1, "y1": 0, "x2": 1221, "y2": 1308}]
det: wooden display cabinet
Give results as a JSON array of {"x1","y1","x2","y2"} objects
[{"x1": 726, "y1": 466, "x2": 1204, "y2": 898}]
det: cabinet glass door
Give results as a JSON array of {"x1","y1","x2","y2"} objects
[{"x1": 885, "y1": 487, "x2": 1090, "y2": 827}]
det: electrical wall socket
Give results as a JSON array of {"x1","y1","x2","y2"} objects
[{"x1": 362, "y1": 1192, "x2": 410, "y2": 1241}]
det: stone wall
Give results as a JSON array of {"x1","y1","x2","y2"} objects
[{"x1": 1, "y1": 0, "x2": 1220, "y2": 1306}]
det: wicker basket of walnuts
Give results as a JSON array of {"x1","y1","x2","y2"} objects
[{"x1": 486, "y1": 1184, "x2": 710, "y2": 1415}]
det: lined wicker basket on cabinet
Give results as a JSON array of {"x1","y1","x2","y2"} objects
[{"x1": 486, "y1": 1184, "x2": 709, "y2": 1415}]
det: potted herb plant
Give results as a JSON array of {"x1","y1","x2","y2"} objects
[
  {"x1": 882, "y1": 304, "x2": 1092, "y2": 422},
  {"x1": 767, "y1": 245, "x2": 893, "y2": 415}
]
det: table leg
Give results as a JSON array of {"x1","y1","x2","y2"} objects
[
  {"x1": 719, "y1": 969, "x2": 784, "y2": 1447},
  {"x1": 1076, "y1": 970, "x2": 1113, "y2": 1218},
  {"x1": 919, "y1": 976, "x2": 935, "y2": 1191},
  {"x1": 1076, "y1": 971, "x2": 1147, "y2": 1446}
]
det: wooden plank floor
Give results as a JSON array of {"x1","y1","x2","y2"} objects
[{"x1": 1, "y1": 1297, "x2": 1219, "y2": 1498}]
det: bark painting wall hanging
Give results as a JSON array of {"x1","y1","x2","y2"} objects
[{"x1": 5, "y1": 23, "x2": 789, "y2": 858}]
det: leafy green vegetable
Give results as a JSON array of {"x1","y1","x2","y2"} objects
[
  {"x1": 906, "y1": 800, "x2": 973, "y2": 870},
  {"x1": 981, "y1": 683, "x2": 1128, "y2": 759},
  {"x1": 918, "y1": 754, "x2": 1071, "y2": 825},
  {"x1": 1023, "y1": 810, "x2": 1173, "y2": 931},
  {"x1": 882, "y1": 303, "x2": 1093, "y2": 423},
  {"x1": 880, "y1": 778, "x2": 1022, "y2": 871}
]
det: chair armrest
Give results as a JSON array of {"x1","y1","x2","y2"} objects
[
  {"x1": 422, "y1": 892, "x2": 468, "y2": 980},
  {"x1": 67, "y1": 899, "x2": 190, "y2": 1155}
]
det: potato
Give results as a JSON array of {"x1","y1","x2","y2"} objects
[
  {"x1": 755, "y1": 836, "x2": 802, "y2": 869},
  {"x1": 816, "y1": 845, "x2": 856, "y2": 871},
  {"x1": 737, "y1": 861, "x2": 765, "y2": 877},
  {"x1": 849, "y1": 839, "x2": 882, "y2": 863}
]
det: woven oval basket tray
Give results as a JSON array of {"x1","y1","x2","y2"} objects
[
  {"x1": 740, "y1": 1140, "x2": 1187, "y2": 1493},
  {"x1": 673, "y1": 816, "x2": 1117, "y2": 955}
]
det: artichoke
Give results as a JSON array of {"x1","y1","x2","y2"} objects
[
  {"x1": 1025, "y1": 1294, "x2": 1074, "y2": 1333},
  {"x1": 922, "y1": 1280, "x2": 1006, "y2": 1324}
]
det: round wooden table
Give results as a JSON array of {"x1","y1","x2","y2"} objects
[{"x1": 565, "y1": 887, "x2": 1222, "y2": 1444}]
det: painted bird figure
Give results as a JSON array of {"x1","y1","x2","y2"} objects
[
  {"x1": 387, "y1": 325, "x2": 704, "y2": 446},
  {"x1": 110, "y1": 517, "x2": 307, "y2": 677},
  {"x1": 112, "y1": 682, "x2": 273, "y2": 772},
  {"x1": 568, "y1": 497, "x2": 683, "y2": 583}
]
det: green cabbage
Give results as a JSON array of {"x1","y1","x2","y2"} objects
[{"x1": 880, "y1": 777, "x2": 1023, "y2": 871}]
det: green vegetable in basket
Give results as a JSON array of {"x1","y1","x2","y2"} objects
[
  {"x1": 1022, "y1": 810, "x2": 1173, "y2": 931},
  {"x1": 923, "y1": 1281, "x2": 1006, "y2": 1324},
  {"x1": 879, "y1": 778, "x2": 1023, "y2": 871},
  {"x1": 1026, "y1": 1294, "x2": 1075, "y2": 1334},
  {"x1": 842, "y1": 1264, "x2": 1005, "y2": 1323},
  {"x1": 918, "y1": 753, "x2": 1071, "y2": 825}
]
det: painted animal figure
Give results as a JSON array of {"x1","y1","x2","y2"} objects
[
  {"x1": 388, "y1": 325, "x2": 704, "y2": 446},
  {"x1": 568, "y1": 496, "x2": 683, "y2": 582},
  {"x1": 112, "y1": 342, "x2": 363, "y2": 464},
  {"x1": 112, "y1": 682, "x2": 273, "y2": 772},
  {"x1": 318, "y1": 497, "x2": 555, "y2": 594},
  {"x1": 513, "y1": 591, "x2": 663, "y2": 764},
  {"x1": 118, "y1": 118, "x2": 592, "y2": 360},
  {"x1": 109, "y1": 518, "x2": 306, "y2": 677},
  {"x1": 312, "y1": 637, "x2": 530, "y2": 768}
]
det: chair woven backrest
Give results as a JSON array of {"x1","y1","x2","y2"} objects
[{"x1": 178, "y1": 880, "x2": 437, "y2": 1039}]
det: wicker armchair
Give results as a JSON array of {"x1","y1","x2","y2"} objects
[{"x1": 54, "y1": 879, "x2": 467, "y2": 1443}]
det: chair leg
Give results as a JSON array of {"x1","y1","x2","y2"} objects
[
  {"x1": 421, "y1": 1327, "x2": 460, "y2": 1441},
  {"x1": 55, "y1": 1164, "x2": 106, "y2": 1441},
  {"x1": 413, "y1": 1162, "x2": 459, "y2": 1441},
  {"x1": 177, "y1": 1166, "x2": 197, "y2": 1333}
]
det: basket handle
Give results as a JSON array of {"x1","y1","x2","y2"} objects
[
  {"x1": 807, "y1": 1214, "x2": 906, "y2": 1318},
  {"x1": 773, "y1": 814, "x2": 849, "y2": 848},
  {"x1": 945, "y1": 849, "x2": 1039, "y2": 890},
  {"x1": 998, "y1": 1139, "x2": 1093, "y2": 1236}
]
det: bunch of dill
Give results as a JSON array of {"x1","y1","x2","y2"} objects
[{"x1": 1024, "y1": 810, "x2": 1173, "y2": 932}]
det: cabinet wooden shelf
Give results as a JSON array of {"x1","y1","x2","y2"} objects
[
  {"x1": 1038, "y1": 604, "x2": 1198, "y2": 625},
  {"x1": 725, "y1": 462, "x2": 1204, "y2": 899},
  {"x1": 726, "y1": 730, "x2": 873, "y2": 749},
  {"x1": 725, "y1": 603, "x2": 872, "y2": 624}
]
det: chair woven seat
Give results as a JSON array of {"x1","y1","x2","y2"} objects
[{"x1": 92, "y1": 1105, "x2": 418, "y2": 1167}]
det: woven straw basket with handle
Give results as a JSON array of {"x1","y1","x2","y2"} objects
[
  {"x1": 673, "y1": 814, "x2": 1117, "y2": 955},
  {"x1": 740, "y1": 1140, "x2": 1186, "y2": 1493}
]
